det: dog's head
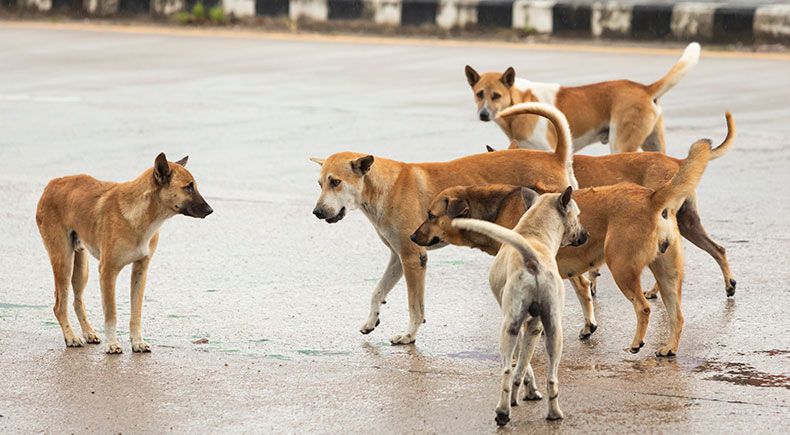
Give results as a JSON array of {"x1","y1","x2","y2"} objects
[
  {"x1": 555, "y1": 186, "x2": 588, "y2": 247},
  {"x1": 153, "y1": 153, "x2": 213, "y2": 219},
  {"x1": 310, "y1": 152, "x2": 374, "y2": 224},
  {"x1": 465, "y1": 65, "x2": 517, "y2": 122},
  {"x1": 411, "y1": 185, "x2": 538, "y2": 249}
]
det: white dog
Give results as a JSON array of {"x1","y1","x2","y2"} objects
[{"x1": 452, "y1": 186, "x2": 587, "y2": 425}]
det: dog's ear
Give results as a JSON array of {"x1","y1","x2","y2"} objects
[
  {"x1": 485, "y1": 145, "x2": 496, "y2": 153},
  {"x1": 500, "y1": 67, "x2": 516, "y2": 88},
  {"x1": 465, "y1": 65, "x2": 480, "y2": 87},
  {"x1": 174, "y1": 156, "x2": 188, "y2": 167},
  {"x1": 154, "y1": 152, "x2": 172, "y2": 185},
  {"x1": 520, "y1": 187, "x2": 538, "y2": 210},
  {"x1": 559, "y1": 186, "x2": 573, "y2": 210},
  {"x1": 309, "y1": 157, "x2": 325, "y2": 166},
  {"x1": 446, "y1": 197, "x2": 469, "y2": 218},
  {"x1": 508, "y1": 139, "x2": 519, "y2": 150},
  {"x1": 351, "y1": 155, "x2": 374, "y2": 176}
]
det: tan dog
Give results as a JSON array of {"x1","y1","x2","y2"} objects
[
  {"x1": 465, "y1": 43, "x2": 700, "y2": 153},
  {"x1": 36, "y1": 153, "x2": 213, "y2": 354},
  {"x1": 310, "y1": 103, "x2": 575, "y2": 344},
  {"x1": 452, "y1": 187, "x2": 587, "y2": 424},
  {"x1": 491, "y1": 107, "x2": 736, "y2": 298},
  {"x1": 414, "y1": 140, "x2": 713, "y2": 358}
]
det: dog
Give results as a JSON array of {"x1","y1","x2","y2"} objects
[
  {"x1": 489, "y1": 107, "x2": 736, "y2": 298},
  {"x1": 310, "y1": 103, "x2": 576, "y2": 345},
  {"x1": 465, "y1": 42, "x2": 700, "y2": 153},
  {"x1": 452, "y1": 186, "x2": 587, "y2": 424},
  {"x1": 415, "y1": 139, "x2": 714, "y2": 358},
  {"x1": 36, "y1": 153, "x2": 213, "y2": 353}
]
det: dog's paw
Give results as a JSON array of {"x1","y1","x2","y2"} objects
[
  {"x1": 726, "y1": 279, "x2": 736, "y2": 297},
  {"x1": 629, "y1": 341, "x2": 645, "y2": 354},
  {"x1": 655, "y1": 346, "x2": 676, "y2": 358},
  {"x1": 579, "y1": 323, "x2": 597, "y2": 339},
  {"x1": 523, "y1": 390, "x2": 543, "y2": 401},
  {"x1": 389, "y1": 333, "x2": 415, "y2": 345},
  {"x1": 132, "y1": 340, "x2": 151, "y2": 353},
  {"x1": 546, "y1": 408, "x2": 565, "y2": 420},
  {"x1": 644, "y1": 286, "x2": 659, "y2": 299},
  {"x1": 105, "y1": 342, "x2": 123, "y2": 354},
  {"x1": 494, "y1": 410, "x2": 510, "y2": 426},
  {"x1": 359, "y1": 318, "x2": 380, "y2": 335},
  {"x1": 83, "y1": 331, "x2": 102, "y2": 344},
  {"x1": 64, "y1": 335, "x2": 85, "y2": 347}
]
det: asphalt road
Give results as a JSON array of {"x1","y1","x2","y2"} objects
[{"x1": 0, "y1": 22, "x2": 788, "y2": 433}]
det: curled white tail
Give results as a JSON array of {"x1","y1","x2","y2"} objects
[{"x1": 452, "y1": 218, "x2": 541, "y2": 273}]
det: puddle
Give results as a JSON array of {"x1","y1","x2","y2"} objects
[
  {"x1": 248, "y1": 338, "x2": 270, "y2": 343},
  {"x1": 0, "y1": 302, "x2": 49, "y2": 309},
  {"x1": 167, "y1": 314, "x2": 200, "y2": 319},
  {"x1": 695, "y1": 359, "x2": 790, "y2": 389},
  {"x1": 205, "y1": 289, "x2": 220, "y2": 293},
  {"x1": 755, "y1": 349, "x2": 790, "y2": 358},
  {"x1": 296, "y1": 349, "x2": 350, "y2": 357},
  {"x1": 439, "y1": 260, "x2": 464, "y2": 266},
  {"x1": 442, "y1": 350, "x2": 498, "y2": 362}
]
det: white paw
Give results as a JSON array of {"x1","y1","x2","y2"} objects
[
  {"x1": 65, "y1": 335, "x2": 85, "y2": 347},
  {"x1": 132, "y1": 340, "x2": 151, "y2": 353},
  {"x1": 546, "y1": 408, "x2": 565, "y2": 420},
  {"x1": 359, "y1": 317, "x2": 380, "y2": 335},
  {"x1": 84, "y1": 331, "x2": 102, "y2": 344},
  {"x1": 105, "y1": 342, "x2": 123, "y2": 354},
  {"x1": 389, "y1": 333, "x2": 415, "y2": 345},
  {"x1": 523, "y1": 390, "x2": 543, "y2": 401}
]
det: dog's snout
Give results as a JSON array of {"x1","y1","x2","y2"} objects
[
  {"x1": 577, "y1": 231, "x2": 589, "y2": 246},
  {"x1": 313, "y1": 207, "x2": 326, "y2": 219},
  {"x1": 410, "y1": 232, "x2": 419, "y2": 243},
  {"x1": 203, "y1": 204, "x2": 213, "y2": 217},
  {"x1": 479, "y1": 110, "x2": 491, "y2": 122}
]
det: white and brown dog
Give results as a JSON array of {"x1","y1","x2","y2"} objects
[
  {"x1": 452, "y1": 187, "x2": 587, "y2": 425},
  {"x1": 465, "y1": 43, "x2": 700, "y2": 153}
]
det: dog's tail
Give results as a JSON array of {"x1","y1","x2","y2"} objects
[
  {"x1": 710, "y1": 111, "x2": 736, "y2": 160},
  {"x1": 496, "y1": 102, "x2": 577, "y2": 188},
  {"x1": 647, "y1": 42, "x2": 701, "y2": 99},
  {"x1": 651, "y1": 139, "x2": 712, "y2": 212},
  {"x1": 451, "y1": 218, "x2": 542, "y2": 274}
]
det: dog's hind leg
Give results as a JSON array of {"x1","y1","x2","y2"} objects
[
  {"x1": 513, "y1": 318, "x2": 543, "y2": 404},
  {"x1": 72, "y1": 247, "x2": 100, "y2": 344},
  {"x1": 609, "y1": 259, "x2": 651, "y2": 353},
  {"x1": 570, "y1": 276, "x2": 597, "y2": 339},
  {"x1": 540, "y1": 298, "x2": 564, "y2": 420},
  {"x1": 99, "y1": 262, "x2": 123, "y2": 354},
  {"x1": 389, "y1": 248, "x2": 426, "y2": 345},
  {"x1": 649, "y1": 240, "x2": 685, "y2": 357},
  {"x1": 641, "y1": 114, "x2": 667, "y2": 153},
  {"x1": 494, "y1": 289, "x2": 526, "y2": 426},
  {"x1": 677, "y1": 197, "x2": 736, "y2": 296},
  {"x1": 610, "y1": 103, "x2": 658, "y2": 153},
  {"x1": 360, "y1": 249, "x2": 403, "y2": 335},
  {"x1": 42, "y1": 229, "x2": 82, "y2": 347},
  {"x1": 130, "y1": 256, "x2": 153, "y2": 352}
]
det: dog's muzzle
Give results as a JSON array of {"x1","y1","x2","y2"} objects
[
  {"x1": 479, "y1": 108, "x2": 492, "y2": 122},
  {"x1": 181, "y1": 201, "x2": 213, "y2": 219},
  {"x1": 314, "y1": 206, "x2": 346, "y2": 224},
  {"x1": 571, "y1": 231, "x2": 589, "y2": 247},
  {"x1": 410, "y1": 232, "x2": 441, "y2": 247}
]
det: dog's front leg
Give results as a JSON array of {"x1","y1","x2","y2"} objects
[
  {"x1": 389, "y1": 249, "x2": 426, "y2": 345},
  {"x1": 360, "y1": 250, "x2": 403, "y2": 334},
  {"x1": 569, "y1": 276, "x2": 597, "y2": 339},
  {"x1": 130, "y1": 257, "x2": 152, "y2": 352},
  {"x1": 99, "y1": 262, "x2": 122, "y2": 354}
]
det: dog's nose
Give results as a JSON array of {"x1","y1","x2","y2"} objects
[
  {"x1": 410, "y1": 233, "x2": 419, "y2": 243},
  {"x1": 479, "y1": 111, "x2": 490, "y2": 121},
  {"x1": 577, "y1": 231, "x2": 589, "y2": 246},
  {"x1": 313, "y1": 207, "x2": 326, "y2": 219},
  {"x1": 204, "y1": 205, "x2": 213, "y2": 216}
]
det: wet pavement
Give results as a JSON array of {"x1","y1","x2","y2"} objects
[{"x1": 0, "y1": 22, "x2": 789, "y2": 433}]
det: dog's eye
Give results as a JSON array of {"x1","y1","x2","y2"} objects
[
  {"x1": 330, "y1": 178, "x2": 341, "y2": 188},
  {"x1": 492, "y1": 92, "x2": 501, "y2": 100},
  {"x1": 476, "y1": 90, "x2": 484, "y2": 99},
  {"x1": 427, "y1": 211, "x2": 435, "y2": 220},
  {"x1": 183, "y1": 182, "x2": 194, "y2": 193}
]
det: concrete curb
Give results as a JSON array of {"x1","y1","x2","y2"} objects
[{"x1": 12, "y1": 0, "x2": 790, "y2": 44}]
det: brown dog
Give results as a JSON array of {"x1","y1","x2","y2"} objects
[
  {"x1": 491, "y1": 107, "x2": 736, "y2": 298},
  {"x1": 36, "y1": 153, "x2": 213, "y2": 354},
  {"x1": 311, "y1": 103, "x2": 575, "y2": 345},
  {"x1": 465, "y1": 43, "x2": 700, "y2": 153},
  {"x1": 414, "y1": 140, "x2": 714, "y2": 356}
]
